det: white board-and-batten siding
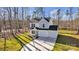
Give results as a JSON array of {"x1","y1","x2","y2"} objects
[{"x1": 38, "y1": 19, "x2": 49, "y2": 28}]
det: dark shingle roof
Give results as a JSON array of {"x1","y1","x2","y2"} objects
[
  {"x1": 44, "y1": 18, "x2": 50, "y2": 22},
  {"x1": 49, "y1": 25, "x2": 58, "y2": 30},
  {"x1": 36, "y1": 25, "x2": 58, "y2": 30},
  {"x1": 32, "y1": 17, "x2": 50, "y2": 22}
]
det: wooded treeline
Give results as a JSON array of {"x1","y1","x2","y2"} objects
[{"x1": 0, "y1": 7, "x2": 79, "y2": 38}]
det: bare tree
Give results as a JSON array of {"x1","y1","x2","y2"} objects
[
  {"x1": 5, "y1": 7, "x2": 13, "y2": 36},
  {"x1": 14, "y1": 7, "x2": 19, "y2": 34},
  {"x1": 2, "y1": 10, "x2": 6, "y2": 51},
  {"x1": 22, "y1": 7, "x2": 25, "y2": 32},
  {"x1": 68, "y1": 7, "x2": 73, "y2": 30},
  {"x1": 76, "y1": 8, "x2": 79, "y2": 34},
  {"x1": 65, "y1": 9, "x2": 69, "y2": 30},
  {"x1": 56, "y1": 9, "x2": 61, "y2": 29},
  {"x1": 25, "y1": 8, "x2": 30, "y2": 31},
  {"x1": 0, "y1": 9, "x2": 3, "y2": 38},
  {"x1": 34, "y1": 7, "x2": 44, "y2": 19}
]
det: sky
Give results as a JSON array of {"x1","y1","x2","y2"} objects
[
  {"x1": 0, "y1": 7, "x2": 78, "y2": 20},
  {"x1": 29, "y1": 7, "x2": 78, "y2": 17},
  {"x1": 17, "y1": 7, "x2": 79, "y2": 20}
]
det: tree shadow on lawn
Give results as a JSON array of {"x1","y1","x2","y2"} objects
[{"x1": 56, "y1": 34, "x2": 79, "y2": 47}]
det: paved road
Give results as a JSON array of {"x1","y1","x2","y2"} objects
[{"x1": 21, "y1": 37, "x2": 57, "y2": 51}]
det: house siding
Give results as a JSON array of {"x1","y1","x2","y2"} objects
[
  {"x1": 38, "y1": 19, "x2": 49, "y2": 28},
  {"x1": 30, "y1": 23, "x2": 39, "y2": 29}
]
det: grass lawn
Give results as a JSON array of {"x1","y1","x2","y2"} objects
[
  {"x1": 0, "y1": 32, "x2": 32, "y2": 51},
  {"x1": 53, "y1": 30, "x2": 79, "y2": 51},
  {"x1": 0, "y1": 37, "x2": 21, "y2": 51}
]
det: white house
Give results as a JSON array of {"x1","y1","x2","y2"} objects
[{"x1": 29, "y1": 18, "x2": 58, "y2": 38}]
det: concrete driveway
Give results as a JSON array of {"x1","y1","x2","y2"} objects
[{"x1": 21, "y1": 37, "x2": 57, "y2": 51}]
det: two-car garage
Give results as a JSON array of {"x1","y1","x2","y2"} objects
[{"x1": 38, "y1": 30, "x2": 58, "y2": 38}]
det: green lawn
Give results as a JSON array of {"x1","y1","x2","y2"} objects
[
  {"x1": 53, "y1": 43, "x2": 79, "y2": 51},
  {"x1": 0, "y1": 32, "x2": 32, "y2": 51},
  {"x1": 0, "y1": 37, "x2": 21, "y2": 51},
  {"x1": 53, "y1": 30, "x2": 79, "y2": 51}
]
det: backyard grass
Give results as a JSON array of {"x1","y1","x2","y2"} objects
[
  {"x1": 0, "y1": 32, "x2": 32, "y2": 51},
  {"x1": 0, "y1": 37, "x2": 21, "y2": 51},
  {"x1": 53, "y1": 43, "x2": 79, "y2": 51},
  {"x1": 6, "y1": 38, "x2": 21, "y2": 51},
  {"x1": 53, "y1": 30, "x2": 79, "y2": 51}
]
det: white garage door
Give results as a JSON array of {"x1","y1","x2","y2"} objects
[
  {"x1": 48, "y1": 31, "x2": 58, "y2": 38},
  {"x1": 38, "y1": 30, "x2": 48, "y2": 37}
]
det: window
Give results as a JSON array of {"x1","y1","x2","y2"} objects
[
  {"x1": 43, "y1": 24, "x2": 45, "y2": 28},
  {"x1": 31, "y1": 24, "x2": 35, "y2": 29},
  {"x1": 32, "y1": 31, "x2": 35, "y2": 34}
]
